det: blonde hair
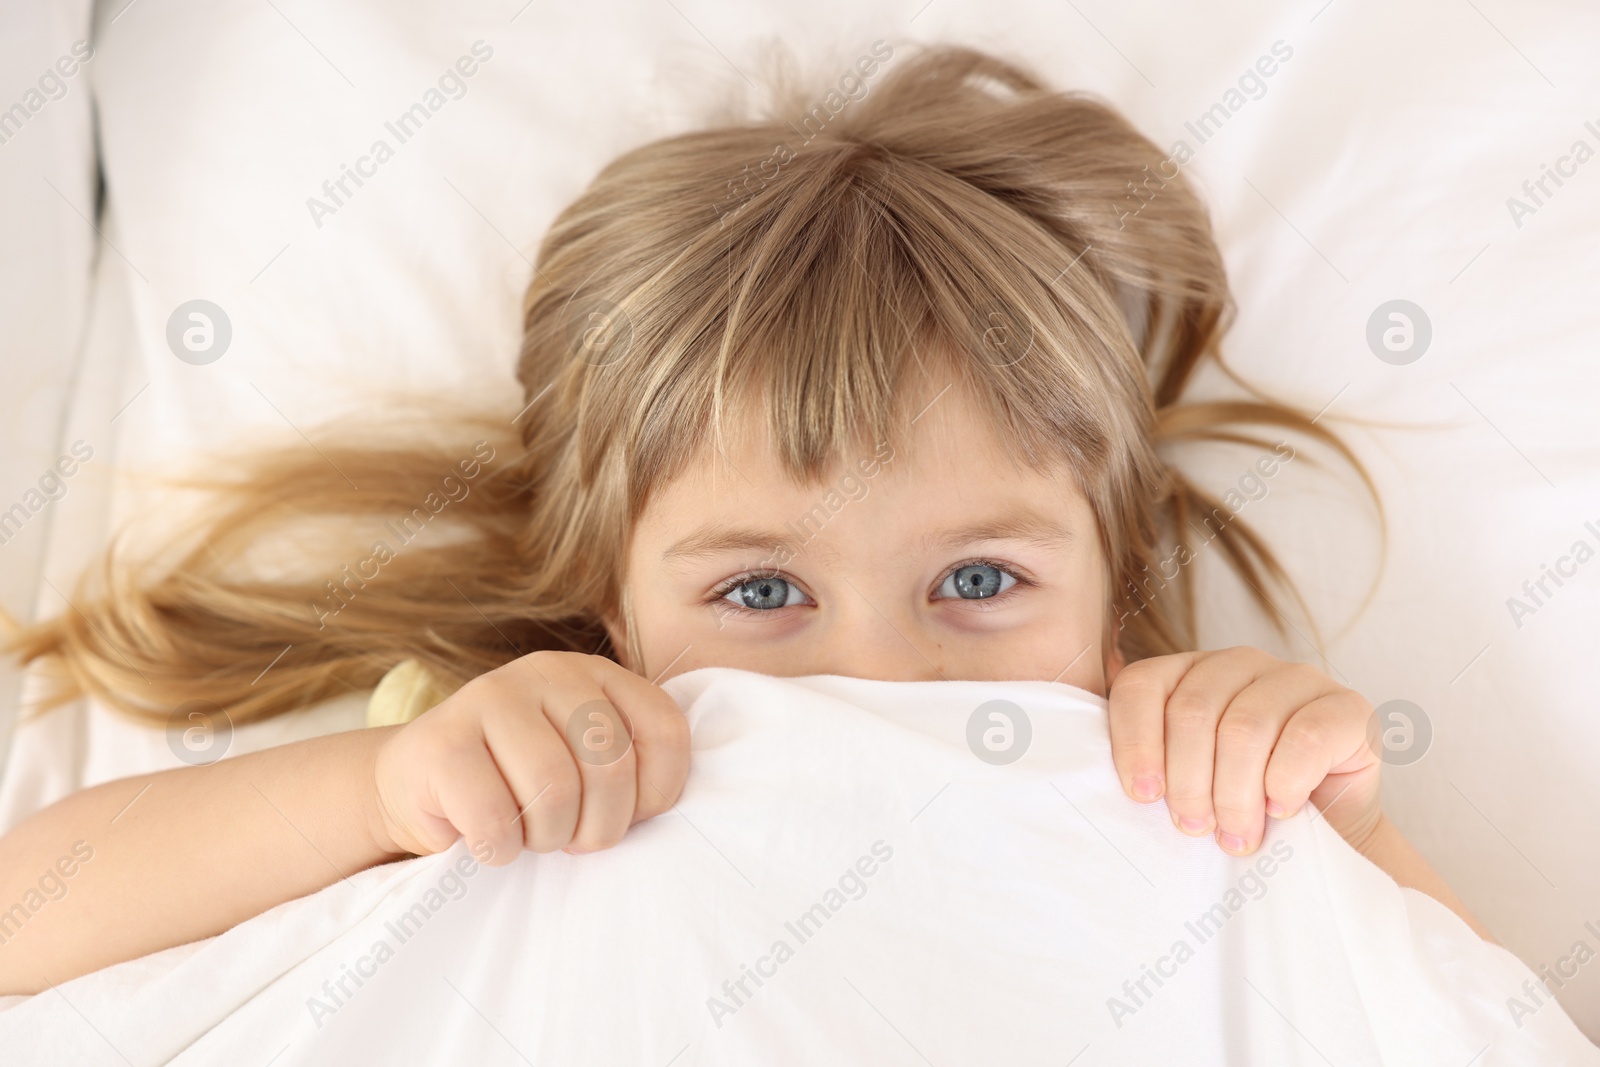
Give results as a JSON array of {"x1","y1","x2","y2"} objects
[{"x1": 2, "y1": 44, "x2": 1376, "y2": 725}]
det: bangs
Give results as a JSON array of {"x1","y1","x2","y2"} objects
[{"x1": 598, "y1": 140, "x2": 1145, "y2": 517}]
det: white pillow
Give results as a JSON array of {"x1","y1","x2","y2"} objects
[{"x1": 0, "y1": 0, "x2": 98, "y2": 778}]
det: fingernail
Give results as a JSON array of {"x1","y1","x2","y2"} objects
[
  {"x1": 1177, "y1": 816, "x2": 1212, "y2": 835},
  {"x1": 1217, "y1": 831, "x2": 1250, "y2": 853},
  {"x1": 1132, "y1": 775, "x2": 1163, "y2": 801},
  {"x1": 1266, "y1": 799, "x2": 1285, "y2": 818}
]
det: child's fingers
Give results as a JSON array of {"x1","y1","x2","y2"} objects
[
  {"x1": 590, "y1": 661, "x2": 692, "y2": 824},
  {"x1": 1107, "y1": 652, "x2": 1195, "y2": 803},
  {"x1": 430, "y1": 742, "x2": 526, "y2": 865},
  {"x1": 479, "y1": 704, "x2": 582, "y2": 853},
  {"x1": 1262, "y1": 691, "x2": 1375, "y2": 820},
  {"x1": 1161, "y1": 652, "x2": 1260, "y2": 837},
  {"x1": 1210, "y1": 667, "x2": 1326, "y2": 854},
  {"x1": 538, "y1": 676, "x2": 639, "y2": 853},
  {"x1": 565, "y1": 747, "x2": 638, "y2": 853}
]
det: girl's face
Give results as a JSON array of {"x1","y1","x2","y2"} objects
[{"x1": 612, "y1": 385, "x2": 1125, "y2": 695}]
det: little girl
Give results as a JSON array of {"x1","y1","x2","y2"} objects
[{"x1": 0, "y1": 43, "x2": 1487, "y2": 996}]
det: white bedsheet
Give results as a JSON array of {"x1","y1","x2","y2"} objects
[{"x1": 2, "y1": 669, "x2": 1592, "y2": 1065}]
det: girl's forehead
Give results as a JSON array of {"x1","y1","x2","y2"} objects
[{"x1": 638, "y1": 404, "x2": 1099, "y2": 576}]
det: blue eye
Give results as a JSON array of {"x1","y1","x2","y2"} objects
[
  {"x1": 722, "y1": 574, "x2": 807, "y2": 610},
  {"x1": 937, "y1": 563, "x2": 1016, "y2": 600}
]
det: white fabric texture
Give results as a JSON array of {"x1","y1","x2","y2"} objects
[
  {"x1": 0, "y1": 0, "x2": 98, "y2": 786},
  {"x1": 0, "y1": 669, "x2": 1593, "y2": 1064},
  {"x1": 2, "y1": 0, "x2": 1598, "y2": 1036}
]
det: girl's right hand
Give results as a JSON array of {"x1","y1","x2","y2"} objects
[{"x1": 369, "y1": 651, "x2": 691, "y2": 863}]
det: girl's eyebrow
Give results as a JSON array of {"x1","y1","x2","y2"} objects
[
  {"x1": 661, "y1": 508, "x2": 1073, "y2": 566},
  {"x1": 662, "y1": 527, "x2": 792, "y2": 566},
  {"x1": 912, "y1": 509, "x2": 1075, "y2": 555}
]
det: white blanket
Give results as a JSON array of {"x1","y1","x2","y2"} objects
[{"x1": 3, "y1": 669, "x2": 1594, "y2": 1065}]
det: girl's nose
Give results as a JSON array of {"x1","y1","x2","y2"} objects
[{"x1": 808, "y1": 601, "x2": 946, "y2": 683}]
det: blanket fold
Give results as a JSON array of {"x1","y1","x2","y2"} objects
[{"x1": 3, "y1": 668, "x2": 1594, "y2": 1065}]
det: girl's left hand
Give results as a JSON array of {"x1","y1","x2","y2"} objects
[{"x1": 1107, "y1": 647, "x2": 1383, "y2": 856}]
